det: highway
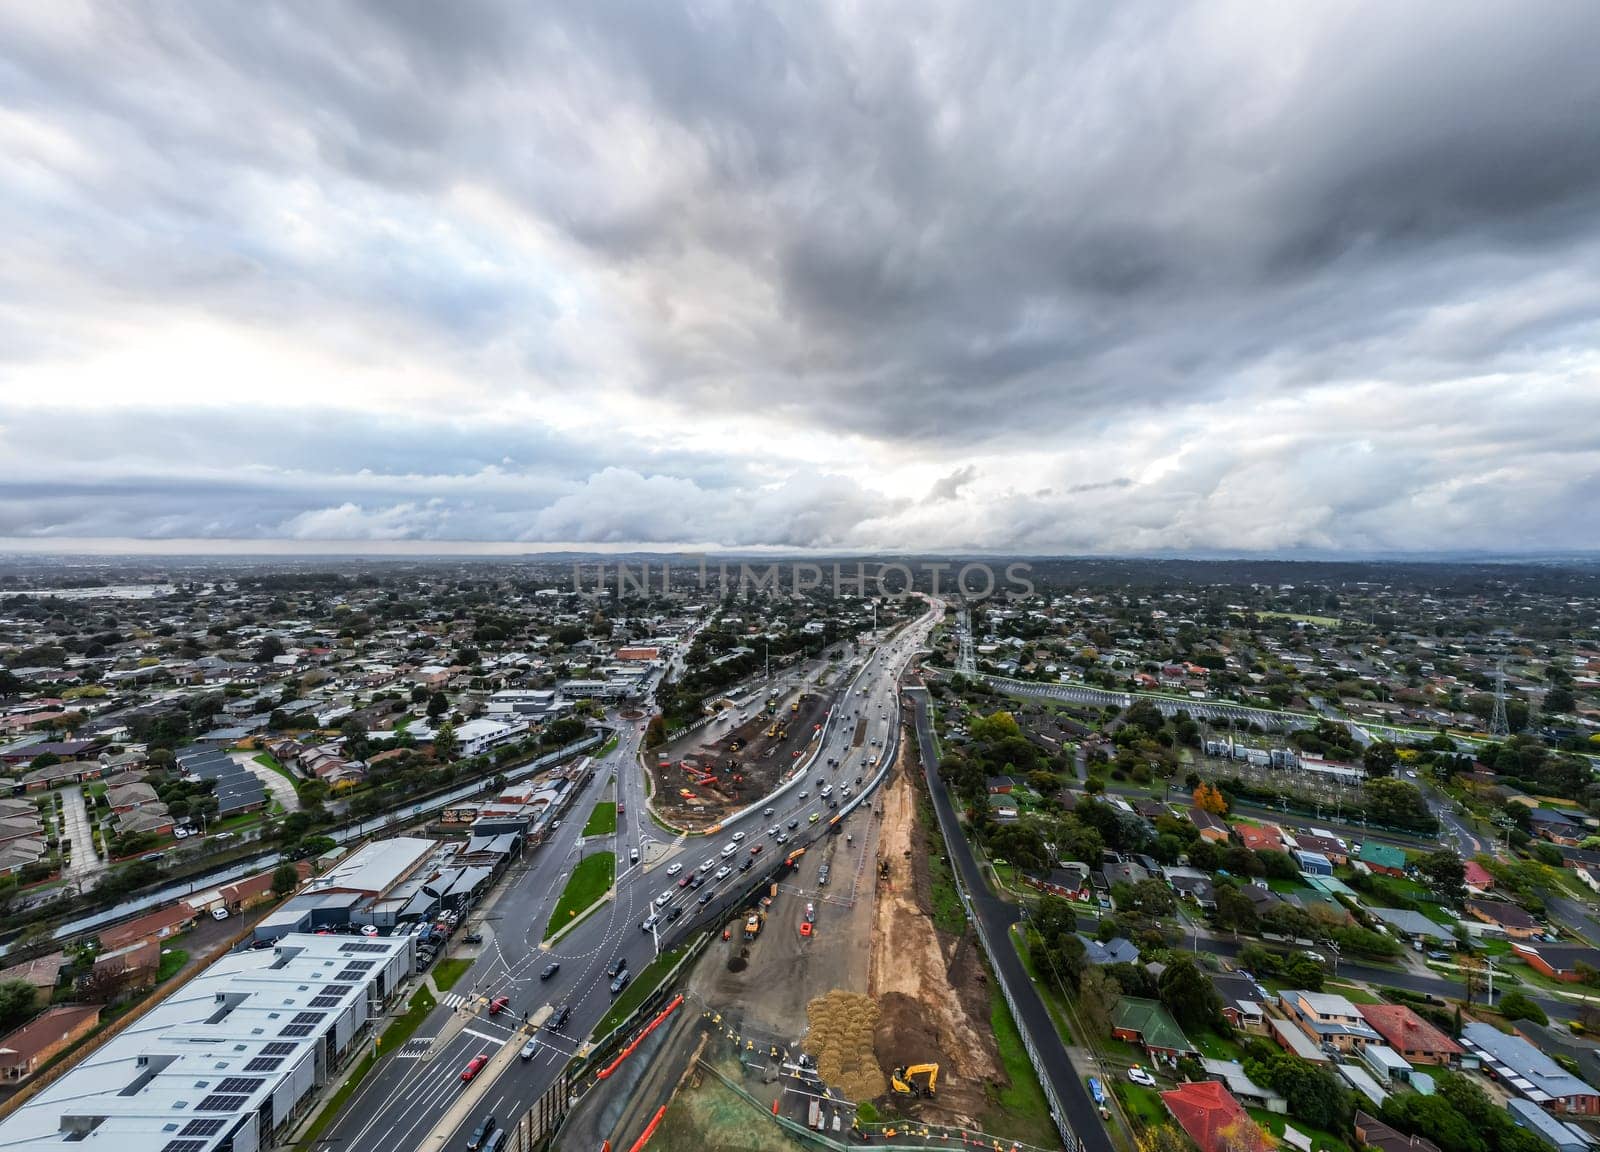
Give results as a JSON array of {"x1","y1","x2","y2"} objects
[{"x1": 321, "y1": 604, "x2": 943, "y2": 1152}]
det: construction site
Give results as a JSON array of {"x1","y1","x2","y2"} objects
[
  {"x1": 571, "y1": 707, "x2": 1053, "y2": 1151},
  {"x1": 646, "y1": 685, "x2": 833, "y2": 829}
]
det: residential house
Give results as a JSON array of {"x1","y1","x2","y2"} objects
[
  {"x1": 97, "y1": 903, "x2": 195, "y2": 952},
  {"x1": 1466, "y1": 898, "x2": 1541, "y2": 940},
  {"x1": 1512, "y1": 942, "x2": 1600, "y2": 984},
  {"x1": 1202, "y1": 1060, "x2": 1287, "y2": 1114},
  {"x1": 1464, "y1": 860, "x2": 1495, "y2": 895},
  {"x1": 1357, "y1": 1004, "x2": 1462, "y2": 1067},
  {"x1": 1081, "y1": 936, "x2": 1140, "y2": 966},
  {"x1": 1190, "y1": 807, "x2": 1231, "y2": 844},
  {"x1": 1506, "y1": 1098, "x2": 1593, "y2": 1152},
  {"x1": 1236, "y1": 824, "x2": 1286, "y2": 853},
  {"x1": 105, "y1": 780, "x2": 160, "y2": 813},
  {"x1": 1358, "y1": 841, "x2": 1407, "y2": 877},
  {"x1": 1528, "y1": 808, "x2": 1588, "y2": 847},
  {"x1": 1281, "y1": 989, "x2": 1380, "y2": 1053},
  {"x1": 0, "y1": 1004, "x2": 101, "y2": 1082},
  {"x1": 1354, "y1": 1112, "x2": 1442, "y2": 1152},
  {"x1": 1294, "y1": 849, "x2": 1335, "y2": 876},
  {"x1": 1103, "y1": 861, "x2": 1150, "y2": 890},
  {"x1": 0, "y1": 814, "x2": 43, "y2": 847},
  {"x1": 1023, "y1": 864, "x2": 1090, "y2": 900},
  {"x1": 1367, "y1": 907, "x2": 1454, "y2": 946},
  {"x1": 1211, "y1": 972, "x2": 1268, "y2": 1033},
  {"x1": 0, "y1": 952, "x2": 64, "y2": 996},
  {"x1": 1461, "y1": 1021, "x2": 1600, "y2": 1115},
  {"x1": 112, "y1": 805, "x2": 173, "y2": 838},
  {"x1": 1289, "y1": 832, "x2": 1349, "y2": 865},
  {"x1": 88, "y1": 939, "x2": 159, "y2": 994},
  {"x1": 986, "y1": 775, "x2": 1017, "y2": 795},
  {"x1": 0, "y1": 837, "x2": 46, "y2": 878},
  {"x1": 1160, "y1": 1081, "x2": 1271, "y2": 1152},
  {"x1": 1112, "y1": 997, "x2": 1198, "y2": 1060},
  {"x1": 1164, "y1": 865, "x2": 1218, "y2": 908}
]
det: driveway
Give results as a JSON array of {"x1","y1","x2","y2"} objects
[
  {"x1": 56, "y1": 784, "x2": 105, "y2": 879},
  {"x1": 230, "y1": 752, "x2": 300, "y2": 812}
]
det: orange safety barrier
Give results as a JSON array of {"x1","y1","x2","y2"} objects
[
  {"x1": 595, "y1": 995, "x2": 686, "y2": 1080},
  {"x1": 625, "y1": 1106, "x2": 667, "y2": 1152}
]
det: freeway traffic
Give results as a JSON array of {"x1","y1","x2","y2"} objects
[{"x1": 321, "y1": 603, "x2": 942, "y2": 1152}]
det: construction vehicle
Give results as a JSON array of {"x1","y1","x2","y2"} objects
[
  {"x1": 744, "y1": 911, "x2": 763, "y2": 940},
  {"x1": 791, "y1": 700, "x2": 799, "y2": 713},
  {"x1": 891, "y1": 1064, "x2": 938, "y2": 1097}
]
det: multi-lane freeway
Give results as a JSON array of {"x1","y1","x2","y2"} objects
[{"x1": 323, "y1": 604, "x2": 941, "y2": 1152}]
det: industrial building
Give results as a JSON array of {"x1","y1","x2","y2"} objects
[{"x1": 0, "y1": 933, "x2": 412, "y2": 1152}]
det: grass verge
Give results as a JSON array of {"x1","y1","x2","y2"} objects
[
  {"x1": 589, "y1": 945, "x2": 686, "y2": 1039},
  {"x1": 1115, "y1": 1081, "x2": 1167, "y2": 1128},
  {"x1": 983, "y1": 981, "x2": 1058, "y2": 1147},
  {"x1": 544, "y1": 852, "x2": 615, "y2": 941},
  {"x1": 599, "y1": 736, "x2": 620, "y2": 756},
  {"x1": 583, "y1": 801, "x2": 618, "y2": 838},
  {"x1": 432, "y1": 958, "x2": 471, "y2": 992},
  {"x1": 253, "y1": 752, "x2": 301, "y2": 788}
]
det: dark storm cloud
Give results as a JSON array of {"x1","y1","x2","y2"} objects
[{"x1": 1, "y1": 2, "x2": 1598, "y2": 550}]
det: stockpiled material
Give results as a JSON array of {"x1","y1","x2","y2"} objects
[{"x1": 806, "y1": 990, "x2": 886, "y2": 1101}]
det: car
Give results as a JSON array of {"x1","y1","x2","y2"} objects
[
  {"x1": 546, "y1": 1004, "x2": 572, "y2": 1032},
  {"x1": 714, "y1": 865, "x2": 732, "y2": 879},
  {"x1": 701, "y1": 860, "x2": 717, "y2": 873},
  {"x1": 1127, "y1": 1066, "x2": 1157, "y2": 1087},
  {"x1": 666, "y1": 863, "x2": 684, "y2": 877},
  {"x1": 174, "y1": 827, "x2": 189, "y2": 840},
  {"x1": 731, "y1": 831, "x2": 745, "y2": 842},
  {"x1": 540, "y1": 962, "x2": 561, "y2": 980},
  {"x1": 739, "y1": 858, "x2": 753, "y2": 872},
  {"x1": 799, "y1": 791, "x2": 809, "y2": 800},
  {"x1": 827, "y1": 799, "x2": 837, "y2": 809},
  {"x1": 720, "y1": 844, "x2": 737, "y2": 858},
  {"x1": 787, "y1": 819, "x2": 800, "y2": 830},
  {"x1": 775, "y1": 833, "x2": 788, "y2": 844},
  {"x1": 468, "y1": 1116, "x2": 497, "y2": 1151},
  {"x1": 809, "y1": 812, "x2": 820, "y2": 824},
  {"x1": 606, "y1": 956, "x2": 627, "y2": 978},
  {"x1": 697, "y1": 890, "x2": 715, "y2": 905},
  {"x1": 767, "y1": 826, "x2": 779, "y2": 838},
  {"x1": 629, "y1": 848, "x2": 639, "y2": 864},
  {"x1": 818, "y1": 865, "x2": 830, "y2": 886},
  {"x1": 1426, "y1": 949, "x2": 1452, "y2": 961},
  {"x1": 642, "y1": 913, "x2": 660, "y2": 932},
  {"x1": 763, "y1": 807, "x2": 775, "y2": 816},
  {"x1": 141, "y1": 852, "x2": 164, "y2": 863},
  {"x1": 519, "y1": 1038, "x2": 538, "y2": 1061},
  {"x1": 211, "y1": 906, "x2": 230, "y2": 921},
  {"x1": 666, "y1": 906, "x2": 683, "y2": 921},
  {"x1": 820, "y1": 785, "x2": 833, "y2": 798},
  {"x1": 461, "y1": 1055, "x2": 490, "y2": 1082},
  {"x1": 618, "y1": 803, "x2": 625, "y2": 813},
  {"x1": 749, "y1": 843, "x2": 764, "y2": 856},
  {"x1": 678, "y1": 874, "x2": 693, "y2": 888},
  {"x1": 463, "y1": 931, "x2": 483, "y2": 944},
  {"x1": 488, "y1": 996, "x2": 510, "y2": 1015},
  {"x1": 1306, "y1": 951, "x2": 1326, "y2": 964},
  {"x1": 656, "y1": 890, "x2": 673, "y2": 907},
  {"x1": 610, "y1": 971, "x2": 632, "y2": 995},
  {"x1": 855, "y1": 775, "x2": 863, "y2": 784}
]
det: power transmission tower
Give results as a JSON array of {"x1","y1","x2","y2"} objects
[{"x1": 1489, "y1": 657, "x2": 1510, "y2": 739}]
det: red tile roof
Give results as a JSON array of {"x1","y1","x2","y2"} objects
[
  {"x1": 1463, "y1": 860, "x2": 1493, "y2": 888},
  {"x1": 1357, "y1": 1003, "x2": 1463, "y2": 1057},
  {"x1": 1237, "y1": 824, "x2": 1285, "y2": 852},
  {"x1": 1161, "y1": 1081, "x2": 1269, "y2": 1152}
]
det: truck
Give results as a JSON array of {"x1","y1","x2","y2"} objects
[{"x1": 744, "y1": 911, "x2": 763, "y2": 940}]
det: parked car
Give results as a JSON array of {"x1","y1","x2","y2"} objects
[
  {"x1": 461, "y1": 1055, "x2": 490, "y2": 1082},
  {"x1": 211, "y1": 907, "x2": 230, "y2": 921},
  {"x1": 463, "y1": 931, "x2": 483, "y2": 944},
  {"x1": 1127, "y1": 1066, "x2": 1156, "y2": 1088},
  {"x1": 610, "y1": 971, "x2": 632, "y2": 995},
  {"x1": 607, "y1": 956, "x2": 627, "y2": 978}
]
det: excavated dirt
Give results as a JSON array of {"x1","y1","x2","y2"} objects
[
  {"x1": 806, "y1": 991, "x2": 886, "y2": 1102},
  {"x1": 867, "y1": 739, "x2": 1000, "y2": 1122}
]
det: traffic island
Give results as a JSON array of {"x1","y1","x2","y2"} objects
[{"x1": 543, "y1": 851, "x2": 616, "y2": 942}]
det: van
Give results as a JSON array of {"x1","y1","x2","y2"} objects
[{"x1": 484, "y1": 1131, "x2": 509, "y2": 1152}]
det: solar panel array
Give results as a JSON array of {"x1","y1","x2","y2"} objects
[
  {"x1": 339, "y1": 942, "x2": 388, "y2": 954},
  {"x1": 214, "y1": 1077, "x2": 264, "y2": 1094},
  {"x1": 260, "y1": 1042, "x2": 298, "y2": 1057},
  {"x1": 195, "y1": 1094, "x2": 248, "y2": 1113},
  {"x1": 243, "y1": 1057, "x2": 283, "y2": 1073},
  {"x1": 181, "y1": 1119, "x2": 227, "y2": 1137},
  {"x1": 163, "y1": 1140, "x2": 209, "y2": 1152}
]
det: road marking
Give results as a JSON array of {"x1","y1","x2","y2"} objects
[
  {"x1": 439, "y1": 992, "x2": 470, "y2": 1009},
  {"x1": 461, "y1": 1027, "x2": 507, "y2": 1045}
]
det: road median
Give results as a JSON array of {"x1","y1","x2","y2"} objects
[{"x1": 543, "y1": 850, "x2": 616, "y2": 943}]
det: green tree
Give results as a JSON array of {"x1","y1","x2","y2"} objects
[
  {"x1": 1497, "y1": 990, "x2": 1548, "y2": 1026},
  {"x1": 0, "y1": 979, "x2": 38, "y2": 1029},
  {"x1": 1157, "y1": 955, "x2": 1221, "y2": 1032},
  {"x1": 253, "y1": 636, "x2": 285, "y2": 663},
  {"x1": 426, "y1": 691, "x2": 450, "y2": 720},
  {"x1": 1416, "y1": 850, "x2": 1468, "y2": 908},
  {"x1": 272, "y1": 863, "x2": 301, "y2": 897},
  {"x1": 433, "y1": 720, "x2": 458, "y2": 762},
  {"x1": 1078, "y1": 966, "x2": 1122, "y2": 1037},
  {"x1": 1215, "y1": 886, "x2": 1258, "y2": 935}
]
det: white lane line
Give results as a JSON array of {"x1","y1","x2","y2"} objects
[{"x1": 462, "y1": 1027, "x2": 507, "y2": 1045}]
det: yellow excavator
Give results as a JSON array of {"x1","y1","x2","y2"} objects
[{"x1": 891, "y1": 1064, "x2": 938, "y2": 1097}]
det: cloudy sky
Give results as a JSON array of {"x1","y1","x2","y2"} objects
[{"x1": 3, "y1": 1, "x2": 1599, "y2": 555}]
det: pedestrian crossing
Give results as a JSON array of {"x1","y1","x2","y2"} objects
[{"x1": 440, "y1": 991, "x2": 471, "y2": 1010}]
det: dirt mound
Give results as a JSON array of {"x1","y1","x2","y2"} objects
[
  {"x1": 805, "y1": 991, "x2": 885, "y2": 1101},
  {"x1": 874, "y1": 991, "x2": 945, "y2": 1075}
]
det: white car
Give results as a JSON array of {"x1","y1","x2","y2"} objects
[
  {"x1": 767, "y1": 825, "x2": 780, "y2": 837},
  {"x1": 1127, "y1": 1067, "x2": 1157, "y2": 1087},
  {"x1": 720, "y1": 844, "x2": 737, "y2": 858},
  {"x1": 714, "y1": 865, "x2": 732, "y2": 880},
  {"x1": 666, "y1": 863, "x2": 684, "y2": 876},
  {"x1": 655, "y1": 891, "x2": 672, "y2": 908},
  {"x1": 731, "y1": 831, "x2": 745, "y2": 842}
]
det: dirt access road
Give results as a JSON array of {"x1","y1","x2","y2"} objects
[{"x1": 650, "y1": 686, "x2": 832, "y2": 830}]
